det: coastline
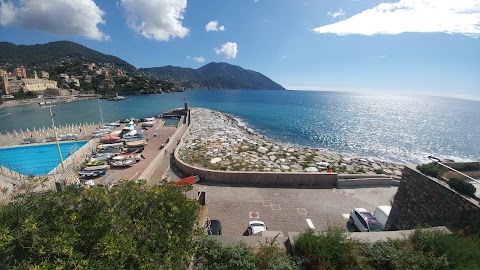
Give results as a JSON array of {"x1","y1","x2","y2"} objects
[
  {"x1": 0, "y1": 98, "x2": 42, "y2": 108},
  {"x1": 179, "y1": 108, "x2": 404, "y2": 175}
]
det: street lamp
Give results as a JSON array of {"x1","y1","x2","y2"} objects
[
  {"x1": 428, "y1": 155, "x2": 480, "y2": 184},
  {"x1": 40, "y1": 103, "x2": 64, "y2": 170}
]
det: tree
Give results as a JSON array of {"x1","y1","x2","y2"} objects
[{"x1": 0, "y1": 181, "x2": 200, "y2": 268}]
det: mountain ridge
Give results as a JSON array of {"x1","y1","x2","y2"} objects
[
  {"x1": 0, "y1": 41, "x2": 285, "y2": 90},
  {"x1": 140, "y1": 62, "x2": 285, "y2": 90}
]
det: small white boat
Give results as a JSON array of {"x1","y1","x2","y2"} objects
[
  {"x1": 144, "y1": 117, "x2": 155, "y2": 122},
  {"x1": 110, "y1": 159, "x2": 136, "y2": 167},
  {"x1": 112, "y1": 152, "x2": 142, "y2": 161},
  {"x1": 125, "y1": 139, "x2": 148, "y2": 147},
  {"x1": 97, "y1": 142, "x2": 124, "y2": 149},
  {"x1": 84, "y1": 164, "x2": 110, "y2": 171}
]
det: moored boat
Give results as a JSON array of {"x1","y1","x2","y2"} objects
[
  {"x1": 84, "y1": 164, "x2": 110, "y2": 171},
  {"x1": 110, "y1": 159, "x2": 136, "y2": 167},
  {"x1": 78, "y1": 170, "x2": 106, "y2": 177},
  {"x1": 125, "y1": 139, "x2": 148, "y2": 147}
]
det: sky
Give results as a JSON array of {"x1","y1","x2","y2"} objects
[{"x1": 0, "y1": 0, "x2": 479, "y2": 100}]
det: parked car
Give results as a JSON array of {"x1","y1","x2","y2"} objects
[
  {"x1": 349, "y1": 208, "x2": 383, "y2": 232},
  {"x1": 247, "y1": 220, "x2": 267, "y2": 235},
  {"x1": 207, "y1": 219, "x2": 222, "y2": 235},
  {"x1": 374, "y1": 205, "x2": 392, "y2": 227}
]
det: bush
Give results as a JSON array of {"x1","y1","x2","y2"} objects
[
  {"x1": 0, "y1": 182, "x2": 200, "y2": 269},
  {"x1": 194, "y1": 238, "x2": 257, "y2": 270},
  {"x1": 417, "y1": 162, "x2": 446, "y2": 178},
  {"x1": 410, "y1": 228, "x2": 480, "y2": 269},
  {"x1": 293, "y1": 228, "x2": 358, "y2": 270},
  {"x1": 448, "y1": 178, "x2": 476, "y2": 197}
]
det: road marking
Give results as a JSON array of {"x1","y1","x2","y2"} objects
[
  {"x1": 271, "y1": 204, "x2": 281, "y2": 210},
  {"x1": 249, "y1": 212, "x2": 259, "y2": 219},
  {"x1": 297, "y1": 208, "x2": 307, "y2": 215},
  {"x1": 341, "y1": 214, "x2": 350, "y2": 219},
  {"x1": 263, "y1": 200, "x2": 272, "y2": 207},
  {"x1": 306, "y1": 219, "x2": 315, "y2": 229}
]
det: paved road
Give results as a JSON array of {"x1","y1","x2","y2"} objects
[{"x1": 199, "y1": 184, "x2": 397, "y2": 236}]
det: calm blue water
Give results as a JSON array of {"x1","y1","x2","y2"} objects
[
  {"x1": 0, "y1": 141, "x2": 87, "y2": 176},
  {"x1": 1, "y1": 90, "x2": 479, "y2": 164}
]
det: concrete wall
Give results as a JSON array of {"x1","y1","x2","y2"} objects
[
  {"x1": 385, "y1": 166, "x2": 480, "y2": 234},
  {"x1": 139, "y1": 116, "x2": 190, "y2": 184}
]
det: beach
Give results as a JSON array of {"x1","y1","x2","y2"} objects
[{"x1": 179, "y1": 108, "x2": 404, "y2": 175}]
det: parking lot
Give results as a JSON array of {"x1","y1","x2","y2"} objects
[{"x1": 198, "y1": 184, "x2": 397, "y2": 235}]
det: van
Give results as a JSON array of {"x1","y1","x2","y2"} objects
[{"x1": 374, "y1": 205, "x2": 391, "y2": 227}]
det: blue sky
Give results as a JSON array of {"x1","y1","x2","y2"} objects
[{"x1": 0, "y1": 0, "x2": 479, "y2": 100}]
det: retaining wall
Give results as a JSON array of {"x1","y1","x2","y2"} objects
[
  {"x1": 385, "y1": 166, "x2": 480, "y2": 234},
  {"x1": 139, "y1": 115, "x2": 190, "y2": 184}
]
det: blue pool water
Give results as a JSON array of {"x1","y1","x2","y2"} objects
[{"x1": 0, "y1": 141, "x2": 88, "y2": 176}]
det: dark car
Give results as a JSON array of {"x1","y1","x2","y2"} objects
[{"x1": 207, "y1": 219, "x2": 222, "y2": 235}]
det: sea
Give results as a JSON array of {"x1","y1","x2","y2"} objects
[{"x1": 1, "y1": 90, "x2": 479, "y2": 165}]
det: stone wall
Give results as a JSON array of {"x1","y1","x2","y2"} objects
[{"x1": 385, "y1": 166, "x2": 480, "y2": 234}]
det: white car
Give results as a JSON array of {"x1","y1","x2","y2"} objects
[
  {"x1": 349, "y1": 208, "x2": 383, "y2": 232},
  {"x1": 247, "y1": 220, "x2": 267, "y2": 235}
]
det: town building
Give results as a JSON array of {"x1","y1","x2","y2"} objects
[
  {"x1": 12, "y1": 66, "x2": 27, "y2": 78},
  {"x1": 8, "y1": 78, "x2": 58, "y2": 93}
]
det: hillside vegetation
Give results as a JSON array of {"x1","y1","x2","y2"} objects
[
  {"x1": 0, "y1": 41, "x2": 135, "y2": 72},
  {"x1": 140, "y1": 62, "x2": 285, "y2": 90}
]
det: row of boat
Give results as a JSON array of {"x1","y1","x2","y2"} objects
[{"x1": 78, "y1": 118, "x2": 155, "y2": 178}]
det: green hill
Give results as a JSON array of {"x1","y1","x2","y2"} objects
[
  {"x1": 140, "y1": 62, "x2": 285, "y2": 90},
  {"x1": 0, "y1": 41, "x2": 136, "y2": 72}
]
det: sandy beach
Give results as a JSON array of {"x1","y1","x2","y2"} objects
[{"x1": 179, "y1": 108, "x2": 404, "y2": 175}]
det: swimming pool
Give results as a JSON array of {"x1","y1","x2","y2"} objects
[{"x1": 0, "y1": 141, "x2": 88, "y2": 176}]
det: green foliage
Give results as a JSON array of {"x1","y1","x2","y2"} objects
[
  {"x1": 255, "y1": 238, "x2": 300, "y2": 270},
  {"x1": 417, "y1": 162, "x2": 446, "y2": 178},
  {"x1": 448, "y1": 178, "x2": 476, "y2": 197},
  {"x1": 194, "y1": 238, "x2": 257, "y2": 270},
  {"x1": 194, "y1": 237, "x2": 298, "y2": 270},
  {"x1": 447, "y1": 162, "x2": 480, "y2": 172},
  {"x1": 293, "y1": 228, "x2": 358, "y2": 270},
  {"x1": 0, "y1": 182, "x2": 200, "y2": 269},
  {"x1": 0, "y1": 41, "x2": 135, "y2": 72},
  {"x1": 410, "y1": 228, "x2": 480, "y2": 269}
]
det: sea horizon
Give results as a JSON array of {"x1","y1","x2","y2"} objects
[{"x1": 1, "y1": 90, "x2": 479, "y2": 165}]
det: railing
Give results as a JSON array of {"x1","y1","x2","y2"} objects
[{"x1": 49, "y1": 139, "x2": 99, "y2": 185}]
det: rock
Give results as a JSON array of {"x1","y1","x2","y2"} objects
[
  {"x1": 393, "y1": 170, "x2": 402, "y2": 176},
  {"x1": 304, "y1": 167, "x2": 319, "y2": 172},
  {"x1": 280, "y1": 165, "x2": 290, "y2": 170},
  {"x1": 316, "y1": 162, "x2": 330, "y2": 167},
  {"x1": 372, "y1": 163, "x2": 381, "y2": 170},
  {"x1": 269, "y1": 156, "x2": 277, "y2": 161},
  {"x1": 279, "y1": 158, "x2": 286, "y2": 163},
  {"x1": 290, "y1": 164, "x2": 303, "y2": 171},
  {"x1": 210, "y1": 157, "x2": 222, "y2": 164},
  {"x1": 287, "y1": 148, "x2": 295, "y2": 153},
  {"x1": 258, "y1": 146, "x2": 268, "y2": 154},
  {"x1": 383, "y1": 169, "x2": 393, "y2": 175}
]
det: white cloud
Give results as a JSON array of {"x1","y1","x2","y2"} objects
[
  {"x1": 121, "y1": 0, "x2": 188, "y2": 41},
  {"x1": 280, "y1": 55, "x2": 288, "y2": 60},
  {"x1": 327, "y1": 8, "x2": 345, "y2": 19},
  {"x1": 0, "y1": 0, "x2": 109, "y2": 40},
  {"x1": 206, "y1": 20, "x2": 225, "y2": 32},
  {"x1": 215, "y1": 42, "x2": 238, "y2": 59},
  {"x1": 313, "y1": 0, "x2": 480, "y2": 38},
  {"x1": 194, "y1": 56, "x2": 205, "y2": 63}
]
